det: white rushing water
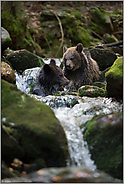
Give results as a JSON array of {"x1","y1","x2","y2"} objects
[
  {"x1": 53, "y1": 97, "x2": 122, "y2": 170},
  {"x1": 54, "y1": 106, "x2": 96, "y2": 170},
  {"x1": 15, "y1": 58, "x2": 122, "y2": 171}
]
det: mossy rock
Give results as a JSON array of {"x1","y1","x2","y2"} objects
[
  {"x1": 1, "y1": 9, "x2": 27, "y2": 50},
  {"x1": 1, "y1": 80, "x2": 69, "y2": 168},
  {"x1": 2, "y1": 125, "x2": 24, "y2": 164},
  {"x1": 105, "y1": 57, "x2": 123, "y2": 100},
  {"x1": 89, "y1": 7, "x2": 106, "y2": 25},
  {"x1": 1, "y1": 27, "x2": 12, "y2": 55},
  {"x1": 92, "y1": 82, "x2": 106, "y2": 90},
  {"x1": 83, "y1": 112, "x2": 123, "y2": 179},
  {"x1": 6, "y1": 49, "x2": 44, "y2": 73},
  {"x1": 39, "y1": 9, "x2": 92, "y2": 57},
  {"x1": 1, "y1": 8, "x2": 43, "y2": 56},
  {"x1": 89, "y1": 7, "x2": 112, "y2": 34},
  {"x1": 89, "y1": 48, "x2": 117, "y2": 71},
  {"x1": 78, "y1": 85, "x2": 105, "y2": 97}
]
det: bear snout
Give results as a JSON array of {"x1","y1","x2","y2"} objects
[
  {"x1": 66, "y1": 63, "x2": 71, "y2": 69},
  {"x1": 60, "y1": 76, "x2": 69, "y2": 86},
  {"x1": 65, "y1": 78, "x2": 70, "y2": 85},
  {"x1": 66, "y1": 60, "x2": 73, "y2": 70}
]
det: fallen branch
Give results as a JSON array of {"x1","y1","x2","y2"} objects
[
  {"x1": 103, "y1": 40, "x2": 123, "y2": 47},
  {"x1": 50, "y1": 10, "x2": 64, "y2": 57},
  {"x1": 90, "y1": 29, "x2": 107, "y2": 43}
]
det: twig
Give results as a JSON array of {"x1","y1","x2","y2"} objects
[
  {"x1": 41, "y1": 31, "x2": 52, "y2": 54},
  {"x1": 90, "y1": 29, "x2": 107, "y2": 43},
  {"x1": 113, "y1": 31, "x2": 123, "y2": 35},
  {"x1": 50, "y1": 10, "x2": 64, "y2": 57}
]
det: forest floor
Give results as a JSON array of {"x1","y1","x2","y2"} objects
[
  {"x1": 23, "y1": 1, "x2": 123, "y2": 13},
  {"x1": 22, "y1": 1, "x2": 123, "y2": 30}
]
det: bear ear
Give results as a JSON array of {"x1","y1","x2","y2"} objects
[
  {"x1": 50, "y1": 59, "x2": 56, "y2": 66},
  {"x1": 63, "y1": 46, "x2": 67, "y2": 53},
  {"x1": 43, "y1": 64, "x2": 51, "y2": 73},
  {"x1": 76, "y1": 43, "x2": 83, "y2": 53}
]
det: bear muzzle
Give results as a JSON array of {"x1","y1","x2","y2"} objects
[
  {"x1": 60, "y1": 77, "x2": 69, "y2": 86},
  {"x1": 66, "y1": 60, "x2": 74, "y2": 70}
]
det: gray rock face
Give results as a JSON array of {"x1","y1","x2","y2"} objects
[{"x1": 1, "y1": 27, "x2": 12, "y2": 54}]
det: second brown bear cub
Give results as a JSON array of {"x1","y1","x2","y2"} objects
[
  {"x1": 63, "y1": 43, "x2": 100, "y2": 90},
  {"x1": 32, "y1": 59, "x2": 69, "y2": 96}
]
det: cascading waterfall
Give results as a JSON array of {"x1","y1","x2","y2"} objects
[{"x1": 54, "y1": 107, "x2": 96, "y2": 170}]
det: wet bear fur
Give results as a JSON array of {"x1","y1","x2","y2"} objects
[
  {"x1": 63, "y1": 43, "x2": 100, "y2": 90},
  {"x1": 32, "y1": 59, "x2": 69, "y2": 96}
]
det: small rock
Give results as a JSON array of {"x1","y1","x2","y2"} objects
[
  {"x1": 78, "y1": 85, "x2": 105, "y2": 97},
  {"x1": 1, "y1": 61, "x2": 16, "y2": 84}
]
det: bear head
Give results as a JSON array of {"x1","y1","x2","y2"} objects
[
  {"x1": 63, "y1": 43, "x2": 84, "y2": 71},
  {"x1": 33, "y1": 59, "x2": 69, "y2": 96},
  {"x1": 42, "y1": 59, "x2": 69, "y2": 89}
]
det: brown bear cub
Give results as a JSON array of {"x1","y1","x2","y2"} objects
[
  {"x1": 32, "y1": 59, "x2": 69, "y2": 96},
  {"x1": 63, "y1": 43, "x2": 100, "y2": 90}
]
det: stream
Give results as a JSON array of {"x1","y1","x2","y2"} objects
[{"x1": 15, "y1": 58, "x2": 122, "y2": 172}]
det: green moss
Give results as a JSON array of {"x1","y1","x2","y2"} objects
[
  {"x1": 23, "y1": 38, "x2": 30, "y2": 45},
  {"x1": 83, "y1": 112, "x2": 123, "y2": 179},
  {"x1": 7, "y1": 50, "x2": 44, "y2": 73},
  {"x1": 89, "y1": 7, "x2": 106, "y2": 25},
  {"x1": 93, "y1": 82, "x2": 106, "y2": 90},
  {"x1": 90, "y1": 21, "x2": 103, "y2": 35},
  {"x1": 78, "y1": 85, "x2": 105, "y2": 97},
  {"x1": 5, "y1": 37, "x2": 12, "y2": 42},
  {"x1": 47, "y1": 34, "x2": 54, "y2": 41},
  {"x1": 1, "y1": 10, "x2": 27, "y2": 49},
  {"x1": 62, "y1": 10, "x2": 91, "y2": 47},
  {"x1": 105, "y1": 57, "x2": 123, "y2": 99},
  {"x1": 1, "y1": 9, "x2": 38, "y2": 53},
  {"x1": 1, "y1": 80, "x2": 69, "y2": 167},
  {"x1": 108, "y1": 9, "x2": 123, "y2": 27},
  {"x1": 29, "y1": 83, "x2": 35, "y2": 94},
  {"x1": 105, "y1": 57, "x2": 123, "y2": 83}
]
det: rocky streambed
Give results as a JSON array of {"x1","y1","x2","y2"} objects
[
  {"x1": 1, "y1": 57, "x2": 123, "y2": 182},
  {"x1": 8, "y1": 58, "x2": 122, "y2": 182}
]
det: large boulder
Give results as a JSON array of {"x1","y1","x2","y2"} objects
[
  {"x1": 1, "y1": 80, "x2": 69, "y2": 174},
  {"x1": 83, "y1": 112, "x2": 123, "y2": 180},
  {"x1": 89, "y1": 48, "x2": 117, "y2": 71},
  {"x1": 6, "y1": 49, "x2": 44, "y2": 73},
  {"x1": 105, "y1": 57, "x2": 123, "y2": 100}
]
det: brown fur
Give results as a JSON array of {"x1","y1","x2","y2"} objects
[
  {"x1": 32, "y1": 59, "x2": 69, "y2": 96},
  {"x1": 63, "y1": 43, "x2": 100, "y2": 90}
]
